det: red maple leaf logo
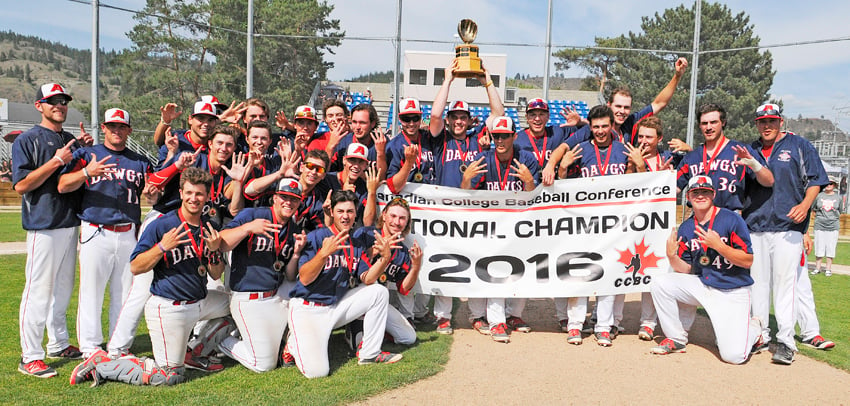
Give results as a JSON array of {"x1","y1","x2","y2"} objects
[{"x1": 616, "y1": 237, "x2": 663, "y2": 276}]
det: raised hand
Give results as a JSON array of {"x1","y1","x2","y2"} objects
[
  {"x1": 694, "y1": 224, "x2": 723, "y2": 251},
  {"x1": 561, "y1": 144, "x2": 583, "y2": 168},
  {"x1": 510, "y1": 159, "x2": 534, "y2": 186},
  {"x1": 624, "y1": 143, "x2": 646, "y2": 171},
  {"x1": 176, "y1": 147, "x2": 203, "y2": 170},
  {"x1": 223, "y1": 151, "x2": 252, "y2": 183},
  {"x1": 410, "y1": 241, "x2": 423, "y2": 268},
  {"x1": 160, "y1": 222, "x2": 191, "y2": 251},
  {"x1": 666, "y1": 227, "x2": 680, "y2": 258},
  {"x1": 202, "y1": 222, "x2": 222, "y2": 252},
  {"x1": 371, "y1": 128, "x2": 387, "y2": 154},
  {"x1": 319, "y1": 228, "x2": 349, "y2": 257},
  {"x1": 462, "y1": 157, "x2": 487, "y2": 184},
  {"x1": 54, "y1": 139, "x2": 76, "y2": 165},
  {"x1": 77, "y1": 122, "x2": 94, "y2": 146},
  {"x1": 244, "y1": 218, "x2": 281, "y2": 239},
  {"x1": 160, "y1": 103, "x2": 182, "y2": 125},
  {"x1": 293, "y1": 231, "x2": 307, "y2": 255},
  {"x1": 85, "y1": 153, "x2": 117, "y2": 177},
  {"x1": 668, "y1": 138, "x2": 692, "y2": 153},
  {"x1": 219, "y1": 101, "x2": 247, "y2": 124},
  {"x1": 275, "y1": 110, "x2": 292, "y2": 131},
  {"x1": 559, "y1": 106, "x2": 582, "y2": 127},
  {"x1": 365, "y1": 162, "x2": 381, "y2": 193}
]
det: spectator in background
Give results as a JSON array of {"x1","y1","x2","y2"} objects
[
  {"x1": 1, "y1": 159, "x2": 12, "y2": 182},
  {"x1": 811, "y1": 176, "x2": 842, "y2": 277},
  {"x1": 365, "y1": 88, "x2": 372, "y2": 101}
]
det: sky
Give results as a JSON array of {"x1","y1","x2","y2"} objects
[{"x1": 3, "y1": 0, "x2": 850, "y2": 131}]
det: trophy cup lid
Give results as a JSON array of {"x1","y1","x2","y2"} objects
[{"x1": 458, "y1": 19, "x2": 478, "y2": 44}]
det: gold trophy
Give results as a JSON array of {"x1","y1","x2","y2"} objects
[{"x1": 454, "y1": 19, "x2": 484, "y2": 78}]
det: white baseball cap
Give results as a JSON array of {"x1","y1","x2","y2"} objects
[
  {"x1": 199, "y1": 95, "x2": 228, "y2": 111},
  {"x1": 345, "y1": 143, "x2": 369, "y2": 161},
  {"x1": 103, "y1": 108, "x2": 131, "y2": 126},
  {"x1": 489, "y1": 116, "x2": 515, "y2": 134},
  {"x1": 192, "y1": 101, "x2": 218, "y2": 118},
  {"x1": 398, "y1": 98, "x2": 422, "y2": 115},
  {"x1": 36, "y1": 83, "x2": 72, "y2": 102},
  {"x1": 448, "y1": 100, "x2": 470, "y2": 114},
  {"x1": 294, "y1": 105, "x2": 319, "y2": 122}
]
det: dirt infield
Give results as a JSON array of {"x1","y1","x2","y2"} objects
[{"x1": 357, "y1": 294, "x2": 849, "y2": 405}]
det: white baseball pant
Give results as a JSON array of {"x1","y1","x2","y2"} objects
[
  {"x1": 640, "y1": 292, "x2": 658, "y2": 330},
  {"x1": 413, "y1": 293, "x2": 431, "y2": 318},
  {"x1": 554, "y1": 297, "x2": 588, "y2": 330},
  {"x1": 814, "y1": 229, "x2": 838, "y2": 258},
  {"x1": 386, "y1": 305, "x2": 416, "y2": 345},
  {"x1": 19, "y1": 227, "x2": 78, "y2": 363},
  {"x1": 594, "y1": 295, "x2": 616, "y2": 334},
  {"x1": 468, "y1": 297, "x2": 506, "y2": 329},
  {"x1": 219, "y1": 286, "x2": 289, "y2": 373},
  {"x1": 506, "y1": 298, "x2": 527, "y2": 319},
  {"x1": 652, "y1": 272, "x2": 761, "y2": 364},
  {"x1": 388, "y1": 285, "x2": 414, "y2": 320},
  {"x1": 144, "y1": 290, "x2": 230, "y2": 368},
  {"x1": 750, "y1": 231, "x2": 800, "y2": 351},
  {"x1": 795, "y1": 262, "x2": 821, "y2": 341},
  {"x1": 106, "y1": 210, "x2": 161, "y2": 357},
  {"x1": 76, "y1": 221, "x2": 136, "y2": 357},
  {"x1": 433, "y1": 295, "x2": 452, "y2": 320},
  {"x1": 287, "y1": 284, "x2": 389, "y2": 378}
]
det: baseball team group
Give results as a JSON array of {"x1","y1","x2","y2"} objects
[{"x1": 10, "y1": 57, "x2": 840, "y2": 386}]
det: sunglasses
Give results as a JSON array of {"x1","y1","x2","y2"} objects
[
  {"x1": 399, "y1": 115, "x2": 421, "y2": 123},
  {"x1": 303, "y1": 161, "x2": 326, "y2": 174},
  {"x1": 491, "y1": 132, "x2": 513, "y2": 140},
  {"x1": 755, "y1": 109, "x2": 781, "y2": 119},
  {"x1": 39, "y1": 97, "x2": 70, "y2": 106},
  {"x1": 389, "y1": 197, "x2": 410, "y2": 208}
]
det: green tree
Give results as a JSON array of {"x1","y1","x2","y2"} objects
[
  {"x1": 208, "y1": 0, "x2": 342, "y2": 115},
  {"x1": 554, "y1": 2, "x2": 774, "y2": 143}
]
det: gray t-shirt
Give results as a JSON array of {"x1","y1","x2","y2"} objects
[{"x1": 813, "y1": 192, "x2": 842, "y2": 231}]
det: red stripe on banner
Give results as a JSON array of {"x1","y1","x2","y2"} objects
[{"x1": 378, "y1": 197, "x2": 676, "y2": 213}]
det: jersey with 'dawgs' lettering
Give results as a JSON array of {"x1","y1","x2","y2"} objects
[
  {"x1": 63, "y1": 144, "x2": 152, "y2": 225},
  {"x1": 291, "y1": 226, "x2": 370, "y2": 305},
  {"x1": 468, "y1": 148, "x2": 540, "y2": 191},
  {"x1": 356, "y1": 226, "x2": 414, "y2": 295},
  {"x1": 224, "y1": 207, "x2": 300, "y2": 292},
  {"x1": 132, "y1": 209, "x2": 219, "y2": 301},
  {"x1": 676, "y1": 139, "x2": 760, "y2": 211},
  {"x1": 676, "y1": 207, "x2": 753, "y2": 290},
  {"x1": 575, "y1": 139, "x2": 630, "y2": 177},
  {"x1": 432, "y1": 128, "x2": 482, "y2": 187}
]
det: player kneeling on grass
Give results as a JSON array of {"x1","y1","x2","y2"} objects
[
  {"x1": 288, "y1": 190, "x2": 402, "y2": 378},
  {"x1": 215, "y1": 178, "x2": 307, "y2": 372},
  {"x1": 346, "y1": 197, "x2": 423, "y2": 351},
  {"x1": 650, "y1": 176, "x2": 764, "y2": 364}
]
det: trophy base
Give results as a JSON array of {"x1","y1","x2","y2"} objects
[{"x1": 455, "y1": 44, "x2": 484, "y2": 78}]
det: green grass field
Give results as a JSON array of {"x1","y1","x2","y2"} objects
[
  {"x1": 0, "y1": 212, "x2": 26, "y2": 242},
  {"x1": 0, "y1": 254, "x2": 451, "y2": 404},
  {"x1": 807, "y1": 241, "x2": 850, "y2": 267}
]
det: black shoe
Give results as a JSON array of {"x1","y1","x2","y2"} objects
[{"x1": 771, "y1": 343, "x2": 794, "y2": 365}]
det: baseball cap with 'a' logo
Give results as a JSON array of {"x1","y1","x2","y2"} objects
[
  {"x1": 490, "y1": 116, "x2": 515, "y2": 134},
  {"x1": 104, "y1": 108, "x2": 131, "y2": 126},
  {"x1": 192, "y1": 102, "x2": 219, "y2": 118},
  {"x1": 345, "y1": 143, "x2": 369, "y2": 161},
  {"x1": 276, "y1": 178, "x2": 303, "y2": 199},
  {"x1": 36, "y1": 83, "x2": 73, "y2": 102},
  {"x1": 398, "y1": 98, "x2": 422, "y2": 115}
]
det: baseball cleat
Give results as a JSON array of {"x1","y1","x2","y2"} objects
[
  {"x1": 801, "y1": 335, "x2": 835, "y2": 350},
  {"x1": 413, "y1": 313, "x2": 437, "y2": 325},
  {"x1": 48, "y1": 345, "x2": 83, "y2": 359},
  {"x1": 358, "y1": 352, "x2": 403, "y2": 365},
  {"x1": 471, "y1": 317, "x2": 490, "y2": 335},
  {"x1": 436, "y1": 318, "x2": 453, "y2": 335},
  {"x1": 567, "y1": 329, "x2": 582, "y2": 345},
  {"x1": 638, "y1": 326, "x2": 654, "y2": 341},
  {"x1": 184, "y1": 351, "x2": 224, "y2": 372},
  {"x1": 490, "y1": 323, "x2": 510, "y2": 343},
  {"x1": 18, "y1": 359, "x2": 57, "y2": 378},
  {"x1": 70, "y1": 349, "x2": 109, "y2": 385},
  {"x1": 595, "y1": 331, "x2": 612, "y2": 347},
  {"x1": 506, "y1": 316, "x2": 531, "y2": 333},
  {"x1": 558, "y1": 319, "x2": 570, "y2": 333},
  {"x1": 771, "y1": 343, "x2": 795, "y2": 365},
  {"x1": 651, "y1": 338, "x2": 686, "y2": 355},
  {"x1": 280, "y1": 345, "x2": 296, "y2": 368}
]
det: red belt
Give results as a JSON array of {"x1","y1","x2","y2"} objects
[
  {"x1": 92, "y1": 223, "x2": 133, "y2": 232},
  {"x1": 248, "y1": 290, "x2": 276, "y2": 300},
  {"x1": 172, "y1": 299, "x2": 199, "y2": 306},
  {"x1": 302, "y1": 299, "x2": 328, "y2": 307}
]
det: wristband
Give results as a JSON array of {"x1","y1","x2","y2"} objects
[
  {"x1": 53, "y1": 156, "x2": 66, "y2": 165},
  {"x1": 157, "y1": 242, "x2": 167, "y2": 253},
  {"x1": 160, "y1": 119, "x2": 171, "y2": 126},
  {"x1": 739, "y1": 157, "x2": 763, "y2": 172},
  {"x1": 82, "y1": 168, "x2": 91, "y2": 178},
  {"x1": 484, "y1": 80, "x2": 494, "y2": 88}
]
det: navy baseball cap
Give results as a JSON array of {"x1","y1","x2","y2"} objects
[
  {"x1": 276, "y1": 178, "x2": 303, "y2": 199},
  {"x1": 36, "y1": 83, "x2": 72, "y2": 102}
]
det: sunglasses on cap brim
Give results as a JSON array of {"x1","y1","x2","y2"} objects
[{"x1": 399, "y1": 115, "x2": 421, "y2": 123}]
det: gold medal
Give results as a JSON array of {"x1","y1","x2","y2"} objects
[
  {"x1": 209, "y1": 207, "x2": 217, "y2": 218},
  {"x1": 379, "y1": 274, "x2": 387, "y2": 284},
  {"x1": 699, "y1": 255, "x2": 710, "y2": 266},
  {"x1": 459, "y1": 164, "x2": 468, "y2": 173},
  {"x1": 413, "y1": 171, "x2": 424, "y2": 182},
  {"x1": 198, "y1": 265, "x2": 208, "y2": 276},
  {"x1": 349, "y1": 274, "x2": 358, "y2": 288},
  {"x1": 273, "y1": 260, "x2": 284, "y2": 272}
]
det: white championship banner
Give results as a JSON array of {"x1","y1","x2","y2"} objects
[{"x1": 376, "y1": 171, "x2": 677, "y2": 298}]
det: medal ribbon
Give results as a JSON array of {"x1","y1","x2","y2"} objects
[
  {"x1": 401, "y1": 131, "x2": 422, "y2": 170},
  {"x1": 271, "y1": 209, "x2": 290, "y2": 259},
  {"x1": 330, "y1": 225, "x2": 356, "y2": 275},
  {"x1": 593, "y1": 141, "x2": 613, "y2": 176},
  {"x1": 495, "y1": 155, "x2": 512, "y2": 191},
  {"x1": 207, "y1": 161, "x2": 224, "y2": 202},
  {"x1": 699, "y1": 206, "x2": 719, "y2": 258},
  {"x1": 526, "y1": 129, "x2": 548, "y2": 166},
  {"x1": 701, "y1": 136, "x2": 727, "y2": 175},
  {"x1": 178, "y1": 208, "x2": 205, "y2": 264}
]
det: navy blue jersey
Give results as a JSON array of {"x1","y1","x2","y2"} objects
[
  {"x1": 356, "y1": 226, "x2": 414, "y2": 294},
  {"x1": 153, "y1": 131, "x2": 210, "y2": 213},
  {"x1": 676, "y1": 139, "x2": 758, "y2": 211},
  {"x1": 386, "y1": 129, "x2": 439, "y2": 190},
  {"x1": 677, "y1": 207, "x2": 753, "y2": 289},
  {"x1": 432, "y1": 129, "x2": 483, "y2": 188},
  {"x1": 63, "y1": 144, "x2": 152, "y2": 225},
  {"x1": 326, "y1": 172, "x2": 370, "y2": 225},
  {"x1": 205, "y1": 164, "x2": 234, "y2": 225},
  {"x1": 469, "y1": 149, "x2": 540, "y2": 191},
  {"x1": 291, "y1": 227, "x2": 368, "y2": 305},
  {"x1": 294, "y1": 180, "x2": 331, "y2": 233},
  {"x1": 11, "y1": 125, "x2": 83, "y2": 230},
  {"x1": 566, "y1": 105, "x2": 654, "y2": 148},
  {"x1": 242, "y1": 157, "x2": 282, "y2": 209},
  {"x1": 743, "y1": 133, "x2": 829, "y2": 233},
  {"x1": 643, "y1": 150, "x2": 675, "y2": 172},
  {"x1": 575, "y1": 140, "x2": 630, "y2": 177},
  {"x1": 225, "y1": 207, "x2": 300, "y2": 292},
  {"x1": 237, "y1": 130, "x2": 286, "y2": 160},
  {"x1": 132, "y1": 209, "x2": 219, "y2": 301},
  {"x1": 514, "y1": 126, "x2": 569, "y2": 168}
]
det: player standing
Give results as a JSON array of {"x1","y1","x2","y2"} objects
[
  {"x1": 651, "y1": 176, "x2": 764, "y2": 364},
  {"x1": 57, "y1": 108, "x2": 160, "y2": 359},
  {"x1": 744, "y1": 104, "x2": 829, "y2": 365},
  {"x1": 12, "y1": 83, "x2": 93, "y2": 377},
  {"x1": 386, "y1": 98, "x2": 439, "y2": 192},
  {"x1": 288, "y1": 190, "x2": 402, "y2": 378},
  {"x1": 216, "y1": 178, "x2": 307, "y2": 372},
  {"x1": 811, "y1": 176, "x2": 842, "y2": 277}
]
